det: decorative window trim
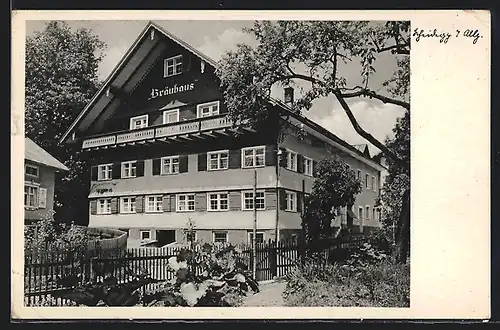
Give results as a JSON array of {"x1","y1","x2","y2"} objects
[
  {"x1": 241, "y1": 146, "x2": 266, "y2": 169},
  {"x1": 120, "y1": 197, "x2": 137, "y2": 214},
  {"x1": 129, "y1": 114, "x2": 148, "y2": 130},
  {"x1": 121, "y1": 161, "x2": 137, "y2": 178},
  {"x1": 212, "y1": 231, "x2": 228, "y2": 244},
  {"x1": 248, "y1": 231, "x2": 265, "y2": 244},
  {"x1": 140, "y1": 230, "x2": 152, "y2": 241},
  {"x1": 25, "y1": 164, "x2": 39, "y2": 178},
  {"x1": 286, "y1": 149, "x2": 298, "y2": 171},
  {"x1": 207, "y1": 150, "x2": 229, "y2": 171},
  {"x1": 176, "y1": 194, "x2": 195, "y2": 212},
  {"x1": 164, "y1": 55, "x2": 183, "y2": 78},
  {"x1": 196, "y1": 100, "x2": 220, "y2": 118},
  {"x1": 241, "y1": 190, "x2": 266, "y2": 211},
  {"x1": 207, "y1": 192, "x2": 230, "y2": 211},
  {"x1": 163, "y1": 108, "x2": 180, "y2": 124},
  {"x1": 303, "y1": 156, "x2": 313, "y2": 176},
  {"x1": 97, "y1": 163, "x2": 113, "y2": 181},
  {"x1": 160, "y1": 156, "x2": 180, "y2": 175},
  {"x1": 145, "y1": 195, "x2": 163, "y2": 213},
  {"x1": 97, "y1": 198, "x2": 112, "y2": 215},
  {"x1": 285, "y1": 191, "x2": 297, "y2": 212}
]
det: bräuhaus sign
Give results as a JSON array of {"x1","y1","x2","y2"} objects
[{"x1": 148, "y1": 82, "x2": 195, "y2": 100}]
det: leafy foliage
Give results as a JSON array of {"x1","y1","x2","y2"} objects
[
  {"x1": 302, "y1": 156, "x2": 362, "y2": 248},
  {"x1": 25, "y1": 21, "x2": 106, "y2": 225}
]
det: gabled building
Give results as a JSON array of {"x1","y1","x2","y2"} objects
[
  {"x1": 59, "y1": 22, "x2": 384, "y2": 247},
  {"x1": 25, "y1": 137, "x2": 69, "y2": 225}
]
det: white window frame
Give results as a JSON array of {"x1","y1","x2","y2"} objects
[
  {"x1": 285, "y1": 191, "x2": 297, "y2": 212},
  {"x1": 207, "y1": 192, "x2": 229, "y2": 211},
  {"x1": 358, "y1": 206, "x2": 363, "y2": 222},
  {"x1": 121, "y1": 161, "x2": 137, "y2": 178},
  {"x1": 207, "y1": 150, "x2": 229, "y2": 171},
  {"x1": 212, "y1": 231, "x2": 228, "y2": 244},
  {"x1": 248, "y1": 231, "x2": 265, "y2": 244},
  {"x1": 197, "y1": 100, "x2": 220, "y2": 118},
  {"x1": 365, "y1": 174, "x2": 370, "y2": 189},
  {"x1": 357, "y1": 169, "x2": 362, "y2": 180},
  {"x1": 140, "y1": 230, "x2": 152, "y2": 241},
  {"x1": 97, "y1": 163, "x2": 113, "y2": 181},
  {"x1": 366, "y1": 205, "x2": 370, "y2": 220},
  {"x1": 241, "y1": 146, "x2": 266, "y2": 168},
  {"x1": 286, "y1": 150, "x2": 298, "y2": 171},
  {"x1": 24, "y1": 183, "x2": 39, "y2": 208},
  {"x1": 163, "y1": 108, "x2": 180, "y2": 124},
  {"x1": 242, "y1": 190, "x2": 266, "y2": 211},
  {"x1": 177, "y1": 194, "x2": 195, "y2": 212},
  {"x1": 372, "y1": 207, "x2": 377, "y2": 221},
  {"x1": 145, "y1": 195, "x2": 163, "y2": 213},
  {"x1": 129, "y1": 114, "x2": 148, "y2": 130},
  {"x1": 120, "y1": 197, "x2": 137, "y2": 214},
  {"x1": 164, "y1": 55, "x2": 183, "y2": 77},
  {"x1": 25, "y1": 164, "x2": 39, "y2": 178},
  {"x1": 373, "y1": 176, "x2": 378, "y2": 191},
  {"x1": 303, "y1": 156, "x2": 313, "y2": 176},
  {"x1": 97, "y1": 198, "x2": 112, "y2": 215},
  {"x1": 161, "y1": 156, "x2": 180, "y2": 175}
]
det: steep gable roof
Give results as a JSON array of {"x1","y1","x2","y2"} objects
[{"x1": 25, "y1": 138, "x2": 69, "y2": 171}]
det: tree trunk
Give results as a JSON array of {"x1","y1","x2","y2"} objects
[{"x1": 396, "y1": 188, "x2": 410, "y2": 263}]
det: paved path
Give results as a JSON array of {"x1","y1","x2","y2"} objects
[{"x1": 242, "y1": 281, "x2": 287, "y2": 307}]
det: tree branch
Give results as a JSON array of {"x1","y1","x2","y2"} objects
[{"x1": 340, "y1": 89, "x2": 410, "y2": 110}]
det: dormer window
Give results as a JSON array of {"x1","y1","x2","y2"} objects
[
  {"x1": 130, "y1": 115, "x2": 148, "y2": 130},
  {"x1": 197, "y1": 101, "x2": 220, "y2": 118},
  {"x1": 164, "y1": 55, "x2": 183, "y2": 77},
  {"x1": 163, "y1": 109, "x2": 180, "y2": 124}
]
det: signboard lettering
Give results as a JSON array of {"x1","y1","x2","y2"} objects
[{"x1": 149, "y1": 82, "x2": 195, "y2": 100}]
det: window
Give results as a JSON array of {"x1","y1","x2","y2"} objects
[
  {"x1": 98, "y1": 164, "x2": 112, "y2": 181},
  {"x1": 177, "y1": 194, "x2": 195, "y2": 212},
  {"x1": 164, "y1": 55, "x2": 183, "y2": 77},
  {"x1": 24, "y1": 185, "x2": 38, "y2": 208},
  {"x1": 129, "y1": 115, "x2": 148, "y2": 130},
  {"x1": 140, "y1": 230, "x2": 152, "y2": 241},
  {"x1": 358, "y1": 207, "x2": 363, "y2": 222},
  {"x1": 163, "y1": 109, "x2": 179, "y2": 124},
  {"x1": 161, "y1": 156, "x2": 180, "y2": 175},
  {"x1": 242, "y1": 146, "x2": 265, "y2": 168},
  {"x1": 303, "y1": 156, "x2": 313, "y2": 176},
  {"x1": 365, "y1": 174, "x2": 369, "y2": 188},
  {"x1": 25, "y1": 164, "x2": 39, "y2": 177},
  {"x1": 120, "y1": 197, "x2": 136, "y2": 213},
  {"x1": 213, "y1": 231, "x2": 228, "y2": 244},
  {"x1": 373, "y1": 207, "x2": 377, "y2": 221},
  {"x1": 207, "y1": 150, "x2": 229, "y2": 171},
  {"x1": 286, "y1": 150, "x2": 298, "y2": 171},
  {"x1": 146, "y1": 196, "x2": 163, "y2": 212},
  {"x1": 290, "y1": 233, "x2": 298, "y2": 244},
  {"x1": 357, "y1": 170, "x2": 361, "y2": 180},
  {"x1": 97, "y1": 198, "x2": 112, "y2": 214},
  {"x1": 285, "y1": 191, "x2": 297, "y2": 212},
  {"x1": 242, "y1": 191, "x2": 265, "y2": 210},
  {"x1": 197, "y1": 101, "x2": 220, "y2": 118},
  {"x1": 121, "y1": 161, "x2": 137, "y2": 178},
  {"x1": 248, "y1": 232, "x2": 265, "y2": 244},
  {"x1": 185, "y1": 230, "x2": 197, "y2": 242},
  {"x1": 373, "y1": 176, "x2": 378, "y2": 191},
  {"x1": 366, "y1": 206, "x2": 370, "y2": 220},
  {"x1": 208, "y1": 192, "x2": 229, "y2": 211}
]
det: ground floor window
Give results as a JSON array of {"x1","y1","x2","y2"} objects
[
  {"x1": 140, "y1": 230, "x2": 152, "y2": 241},
  {"x1": 248, "y1": 231, "x2": 265, "y2": 244},
  {"x1": 213, "y1": 231, "x2": 228, "y2": 243},
  {"x1": 24, "y1": 185, "x2": 38, "y2": 208}
]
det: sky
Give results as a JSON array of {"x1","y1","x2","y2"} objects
[{"x1": 25, "y1": 20, "x2": 407, "y2": 156}]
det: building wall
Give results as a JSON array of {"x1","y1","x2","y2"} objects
[{"x1": 24, "y1": 161, "x2": 56, "y2": 221}]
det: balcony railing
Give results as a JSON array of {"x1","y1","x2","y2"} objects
[{"x1": 82, "y1": 115, "x2": 234, "y2": 149}]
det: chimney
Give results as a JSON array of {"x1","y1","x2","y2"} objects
[{"x1": 284, "y1": 87, "x2": 294, "y2": 106}]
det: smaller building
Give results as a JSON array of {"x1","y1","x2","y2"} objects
[{"x1": 24, "y1": 137, "x2": 69, "y2": 225}]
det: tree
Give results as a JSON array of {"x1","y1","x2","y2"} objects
[
  {"x1": 302, "y1": 156, "x2": 362, "y2": 249},
  {"x1": 25, "y1": 21, "x2": 106, "y2": 225},
  {"x1": 217, "y1": 21, "x2": 410, "y2": 263}
]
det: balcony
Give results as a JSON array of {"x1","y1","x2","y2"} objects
[{"x1": 81, "y1": 115, "x2": 250, "y2": 150}]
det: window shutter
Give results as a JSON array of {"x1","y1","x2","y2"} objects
[
  {"x1": 136, "y1": 160, "x2": 145, "y2": 177},
  {"x1": 112, "y1": 162, "x2": 121, "y2": 179},
  {"x1": 152, "y1": 158, "x2": 161, "y2": 176},
  {"x1": 91, "y1": 166, "x2": 98, "y2": 181},
  {"x1": 198, "y1": 153, "x2": 207, "y2": 171},
  {"x1": 90, "y1": 200, "x2": 97, "y2": 215},
  {"x1": 265, "y1": 145, "x2": 277, "y2": 166},
  {"x1": 136, "y1": 196, "x2": 144, "y2": 213},
  {"x1": 279, "y1": 148, "x2": 287, "y2": 167},
  {"x1": 38, "y1": 188, "x2": 47, "y2": 209},
  {"x1": 265, "y1": 189, "x2": 277, "y2": 210},
  {"x1": 312, "y1": 160, "x2": 318, "y2": 176},
  {"x1": 297, "y1": 192, "x2": 302, "y2": 214},
  {"x1": 111, "y1": 198, "x2": 119, "y2": 214},
  {"x1": 229, "y1": 191, "x2": 241, "y2": 211},
  {"x1": 170, "y1": 195, "x2": 176, "y2": 212},
  {"x1": 229, "y1": 149, "x2": 241, "y2": 169},
  {"x1": 195, "y1": 193, "x2": 206, "y2": 212},
  {"x1": 297, "y1": 155, "x2": 304, "y2": 173},
  {"x1": 162, "y1": 195, "x2": 171, "y2": 212},
  {"x1": 279, "y1": 189, "x2": 287, "y2": 210},
  {"x1": 179, "y1": 155, "x2": 189, "y2": 173}
]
